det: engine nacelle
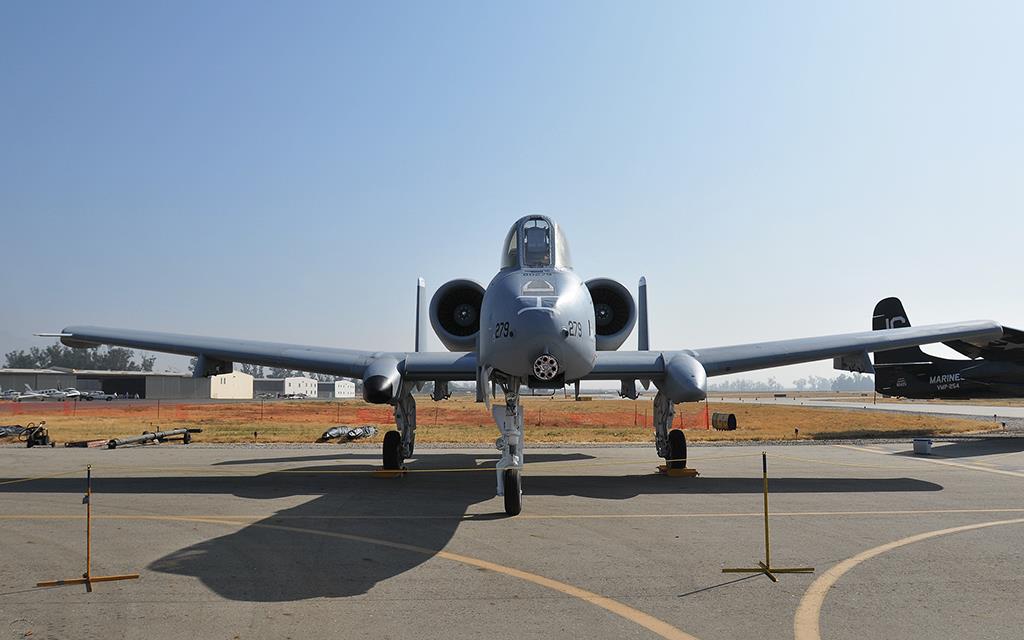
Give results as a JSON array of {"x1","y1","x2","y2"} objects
[
  {"x1": 585, "y1": 278, "x2": 636, "y2": 351},
  {"x1": 430, "y1": 279, "x2": 485, "y2": 351}
]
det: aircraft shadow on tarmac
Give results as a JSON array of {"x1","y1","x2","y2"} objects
[{"x1": 0, "y1": 451, "x2": 943, "y2": 602}]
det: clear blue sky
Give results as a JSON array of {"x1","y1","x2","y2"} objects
[{"x1": 2, "y1": 1, "x2": 1022, "y2": 383}]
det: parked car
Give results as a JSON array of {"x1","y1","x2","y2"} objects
[{"x1": 81, "y1": 391, "x2": 116, "y2": 401}]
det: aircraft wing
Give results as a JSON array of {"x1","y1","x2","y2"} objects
[
  {"x1": 943, "y1": 326, "x2": 1024, "y2": 362},
  {"x1": 590, "y1": 320, "x2": 1003, "y2": 379},
  {"x1": 52, "y1": 320, "x2": 1002, "y2": 387},
  {"x1": 51, "y1": 326, "x2": 477, "y2": 381}
]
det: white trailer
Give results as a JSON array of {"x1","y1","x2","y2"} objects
[{"x1": 210, "y1": 372, "x2": 254, "y2": 399}]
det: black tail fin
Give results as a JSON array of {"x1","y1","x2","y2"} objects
[{"x1": 873, "y1": 297, "x2": 928, "y2": 365}]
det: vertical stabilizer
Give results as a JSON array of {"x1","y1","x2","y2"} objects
[
  {"x1": 638, "y1": 277, "x2": 651, "y2": 390},
  {"x1": 637, "y1": 276, "x2": 649, "y2": 351},
  {"x1": 415, "y1": 278, "x2": 428, "y2": 352},
  {"x1": 873, "y1": 296, "x2": 929, "y2": 364}
]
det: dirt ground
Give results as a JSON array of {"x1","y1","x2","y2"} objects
[{"x1": 0, "y1": 396, "x2": 989, "y2": 445}]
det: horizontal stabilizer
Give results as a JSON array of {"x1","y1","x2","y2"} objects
[{"x1": 945, "y1": 326, "x2": 1024, "y2": 362}]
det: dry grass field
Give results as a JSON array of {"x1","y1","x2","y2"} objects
[{"x1": 0, "y1": 396, "x2": 990, "y2": 445}]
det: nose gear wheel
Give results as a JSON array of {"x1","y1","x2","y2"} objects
[{"x1": 532, "y1": 355, "x2": 559, "y2": 380}]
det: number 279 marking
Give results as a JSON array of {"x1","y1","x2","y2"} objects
[{"x1": 494, "y1": 321, "x2": 510, "y2": 338}]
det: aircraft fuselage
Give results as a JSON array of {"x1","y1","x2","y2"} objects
[
  {"x1": 876, "y1": 359, "x2": 1024, "y2": 399},
  {"x1": 480, "y1": 266, "x2": 597, "y2": 386}
]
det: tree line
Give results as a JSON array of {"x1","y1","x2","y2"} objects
[
  {"x1": 188, "y1": 358, "x2": 339, "y2": 381},
  {"x1": 709, "y1": 373, "x2": 874, "y2": 393},
  {"x1": 4, "y1": 345, "x2": 156, "y2": 371}
]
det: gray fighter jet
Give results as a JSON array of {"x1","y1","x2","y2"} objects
[{"x1": 39, "y1": 215, "x2": 1004, "y2": 515}]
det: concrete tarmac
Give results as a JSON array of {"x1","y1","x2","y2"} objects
[{"x1": 2, "y1": 440, "x2": 1024, "y2": 640}]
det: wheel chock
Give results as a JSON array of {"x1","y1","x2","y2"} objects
[
  {"x1": 371, "y1": 467, "x2": 407, "y2": 478},
  {"x1": 657, "y1": 465, "x2": 699, "y2": 477}
]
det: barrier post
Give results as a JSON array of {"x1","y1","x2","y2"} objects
[
  {"x1": 722, "y1": 452, "x2": 814, "y2": 582},
  {"x1": 36, "y1": 466, "x2": 140, "y2": 590}
]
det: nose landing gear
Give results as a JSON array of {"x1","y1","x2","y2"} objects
[{"x1": 493, "y1": 378, "x2": 525, "y2": 516}]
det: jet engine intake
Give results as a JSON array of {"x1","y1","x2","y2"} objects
[
  {"x1": 430, "y1": 279, "x2": 485, "y2": 351},
  {"x1": 585, "y1": 278, "x2": 637, "y2": 351}
]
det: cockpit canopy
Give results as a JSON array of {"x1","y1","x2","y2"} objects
[{"x1": 500, "y1": 215, "x2": 572, "y2": 270}]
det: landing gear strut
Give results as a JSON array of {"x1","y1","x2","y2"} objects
[
  {"x1": 493, "y1": 379, "x2": 524, "y2": 516},
  {"x1": 382, "y1": 386, "x2": 417, "y2": 470},
  {"x1": 654, "y1": 391, "x2": 686, "y2": 468}
]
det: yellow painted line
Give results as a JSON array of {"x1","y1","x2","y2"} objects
[
  {"x1": 794, "y1": 517, "x2": 1024, "y2": 640},
  {"x1": 836, "y1": 444, "x2": 1024, "y2": 479},
  {"x1": 4, "y1": 514, "x2": 698, "y2": 640},
  {"x1": 253, "y1": 520, "x2": 700, "y2": 640},
  {"x1": 0, "y1": 469, "x2": 89, "y2": 486}
]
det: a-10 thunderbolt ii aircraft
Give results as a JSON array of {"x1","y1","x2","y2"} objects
[{"x1": 40, "y1": 215, "x2": 1006, "y2": 515}]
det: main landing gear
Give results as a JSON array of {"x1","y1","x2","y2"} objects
[
  {"x1": 382, "y1": 386, "x2": 417, "y2": 470},
  {"x1": 654, "y1": 390, "x2": 686, "y2": 469}
]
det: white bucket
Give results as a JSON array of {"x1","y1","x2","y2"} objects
[{"x1": 913, "y1": 438, "x2": 933, "y2": 455}]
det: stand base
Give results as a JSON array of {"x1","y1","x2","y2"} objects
[
  {"x1": 656, "y1": 465, "x2": 699, "y2": 477},
  {"x1": 722, "y1": 561, "x2": 814, "y2": 583},
  {"x1": 37, "y1": 573, "x2": 140, "y2": 588}
]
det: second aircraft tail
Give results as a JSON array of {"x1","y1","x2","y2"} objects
[{"x1": 873, "y1": 297, "x2": 930, "y2": 365}]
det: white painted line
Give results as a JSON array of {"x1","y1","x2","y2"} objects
[
  {"x1": 794, "y1": 518, "x2": 1024, "y2": 640},
  {"x1": 836, "y1": 444, "x2": 1024, "y2": 479}
]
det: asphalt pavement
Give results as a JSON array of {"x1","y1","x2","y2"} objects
[{"x1": 2, "y1": 440, "x2": 1024, "y2": 640}]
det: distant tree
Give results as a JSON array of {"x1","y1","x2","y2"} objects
[
  {"x1": 4, "y1": 345, "x2": 155, "y2": 371},
  {"x1": 268, "y1": 367, "x2": 298, "y2": 378},
  {"x1": 3, "y1": 349, "x2": 39, "y2": 368},
  {"x1": 239, "y1": 363, "x2": 266, "y2": 378},
  {"x1": 831, "y1": 372, "x2": 874, "y2": 392}
]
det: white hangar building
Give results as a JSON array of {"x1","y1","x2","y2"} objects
[
  {"x1": 284, "y1": 376, "x2": 318, "y2": 397},
  {"x1": 334, "y1": 379, "x2": 356, "y2": 398}
]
